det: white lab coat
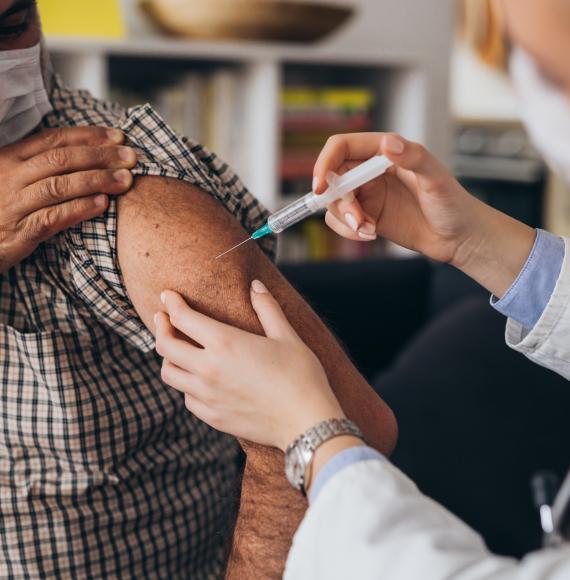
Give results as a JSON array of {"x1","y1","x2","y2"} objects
[{"x1": 285, "y1": 238, "x2": 570, "y2": 580}]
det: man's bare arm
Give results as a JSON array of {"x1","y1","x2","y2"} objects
[{"x1": 117, "y1": 177, "x2": 398, "y2": 577}]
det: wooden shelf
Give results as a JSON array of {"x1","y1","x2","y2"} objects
[{"x1": 47, "y1": 35, "x2": 422, "y2": 66}]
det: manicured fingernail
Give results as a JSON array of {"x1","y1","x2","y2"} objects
[
  {"x1": 359, "y1": 222, "x2": 376, "y2": 235},
  {"x1": 160, "y1": 292, "x2": 166, "y2": 304},
  {"x1": 94, "y1": 194, "x2": 108, "y2": 208},
  {"x1": 107, "y1": 129, "x2": 123, "y2": 143},
  {"x1": 113, "y1": 169, "x2": 131, "y2": 184},
  {"x1": 344, "y1": 213, "x2": 359, "y2": 232},
  {"x1": 153, "y1": 313, "x2": 159, "y2": 325},
  {"x1": 312, "y1": 176, "x2": 319, "y2": 192},
  {"x1": 119, "y1": 147, "x2": 135, "y2": 162},
  {"x1": 386, "y1": 135, "x2": 405, "y2": 155},
  {"x1": 252, "y1": 280, "x2": 268, "y2": 294},
  {"x1": 358, "y1": 232, "x2": 377, "y2": 241}
]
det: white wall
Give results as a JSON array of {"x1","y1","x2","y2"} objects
[{"x1": 452, "y1": 41, "x2": 520, "y2": 121}]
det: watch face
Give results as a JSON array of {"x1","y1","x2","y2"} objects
[{"x1": 285, "y1": 446, "x2": 305, "y2": 489}]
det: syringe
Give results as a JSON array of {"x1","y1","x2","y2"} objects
[{"x1": 216, "y1": 156, "x2": 394, "y2": 260}]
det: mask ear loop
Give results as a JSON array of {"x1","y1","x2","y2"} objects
[{"x1": 39, "y1": 36, "x2": 54, "y2": 96}]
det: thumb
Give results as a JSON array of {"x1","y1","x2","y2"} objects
[
  {"x1": 250, "y1": 280, "x2": 298, "y2": 341},
  {"x1": 382, "y1": 134, "x2": 450, "y2": 194}
]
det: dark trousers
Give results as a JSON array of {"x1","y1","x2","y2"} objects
[{"x1": 282, "y1": 258, "x2": 570, "y2": 559}]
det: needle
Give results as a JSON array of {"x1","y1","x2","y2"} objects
[{"x1": 215, "y1": 237, "x2": 253, "y2": 260}]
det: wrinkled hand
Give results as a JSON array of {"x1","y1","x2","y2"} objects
[
  {"x1": 0, "y1": 126, "x2": 137, "y2": 273},
  {"x1": 313, "y1": 132, "x2": 486, "y2": 266},
  {"x1": 155, "y1": 281, "x2": 344, "y2": 451}
]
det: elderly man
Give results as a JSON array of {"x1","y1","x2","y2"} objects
[{"x1": 0, "y1": 1, "x2": 397, "y2": 578}]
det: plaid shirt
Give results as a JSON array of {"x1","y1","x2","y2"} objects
[{"x1": 0, "y1": 77, "x2": 275, "y2": 579}]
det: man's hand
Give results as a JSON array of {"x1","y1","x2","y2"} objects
[{"x1": 0, "y1": 126, "x2": 137, "y2": 273}]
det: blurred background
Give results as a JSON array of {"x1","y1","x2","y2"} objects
[{"x1": 41, "y1": 0, "x2": 570, "y2": 265}]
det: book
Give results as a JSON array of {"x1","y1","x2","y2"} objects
[
  {"x1": 38, "y1": 0, "x2": 125, "y2": 38},
  {"x1": 281, "y1": 86, "x2": 376, "y2": 186}
]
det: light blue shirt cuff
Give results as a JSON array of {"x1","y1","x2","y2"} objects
[
  {"x1": 309, "y1": 446, "x2": 385, "y2": 503},
  {"x1": 491, "y1": 230, "x2": 565, "y2": 329}
]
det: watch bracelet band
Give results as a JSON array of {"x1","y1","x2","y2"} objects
[{"x1": 295, "y1": 418, "x2": 366, "y2": 494}]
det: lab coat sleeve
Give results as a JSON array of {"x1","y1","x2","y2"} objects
[
  {"x1": 505, "y1": 236, "x2": 570, "y2": 381},
  {"x1": 285, "y1": 458, "x2": 570, "y2": 580}
]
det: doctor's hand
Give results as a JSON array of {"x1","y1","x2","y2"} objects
[
  {"x1": 154, "y1": 283, "x2": 345, "y2": 452},
  {"x1": 313, "y1": 132, "x2": 536, "y2": 298},
  {"x1": 0, "y1": 126, "x2": 136, "y2": 273}
]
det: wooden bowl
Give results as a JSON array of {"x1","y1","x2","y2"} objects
[{"x1": 140, "y1": 0, "x2": 354, "y2": 43}]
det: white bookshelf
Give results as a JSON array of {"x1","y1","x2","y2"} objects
[{"x1": 46, "y1": 0, "x2": 455, "y2": 213}]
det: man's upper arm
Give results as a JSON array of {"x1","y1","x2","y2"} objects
[
  {"x1": 117, "y1": 175, "x2": 397, "y2": 452},
  {"x1": 116, "y1": 176, "x2": 260, "y2": 336}
]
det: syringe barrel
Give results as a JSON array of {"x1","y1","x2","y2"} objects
[
  {"x1": 314, "y1": 156, "x2": 393, "y2": 208},
  {"x1": 267, "y1": 193, "x2": 316, "y2": 234}
]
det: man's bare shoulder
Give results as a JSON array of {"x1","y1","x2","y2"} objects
[{"x1": 117, "y1": 175, "x2": 268, "y2": 333}]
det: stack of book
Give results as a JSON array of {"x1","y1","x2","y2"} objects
[
  {"x1": 111, "y1": 69, "x2": 246, "y2": 176},
  {"x1": 279, "y1": 86, "x2": 385, "y2": 262},
  {"x1": 281, "y1": 86, "x2": 375, "y2": 195}
]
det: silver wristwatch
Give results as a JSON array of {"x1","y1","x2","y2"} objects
[{"x1": 284, "y1": 418, "x2": 365, "y2": 496}]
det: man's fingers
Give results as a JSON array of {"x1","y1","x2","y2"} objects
[
  {"x1": 161, "y1": 290, "x2": 230, "y2": 349},
  {"x1": 20, "y1": 195, "x2": 110, "y2": 244},
  {"x1": 22, "y1": 145, "x2": 137, "y2": 185},
  {"x1": 18, "y1": 169, "x2": 133, "y2": 214},
  {"x1": 250, "y1": 280, "x2": 299, "y2": 341},
  {"x1": 9, "y1": 126, "x2": 125, "y2": 160}
]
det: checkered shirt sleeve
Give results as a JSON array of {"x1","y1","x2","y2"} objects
[{"x1": 47, "y1": 78, "x2": 276, "y2": 352}]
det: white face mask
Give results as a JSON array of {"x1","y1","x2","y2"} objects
[
  {"x1": 510, "y1": 47, "x2": 570, "y2": 185},
  {"x1": 0, "y1": 42, "x2": 52, "y2": 148}
]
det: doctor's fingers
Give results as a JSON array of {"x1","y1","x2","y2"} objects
[
  {"x1": 184, "y1": 393, "x2": 219, "y2": 427},
  {"x1": 380, "y1": 134, "x2": 451, "y2": 194},
  {"x1": 327, "y1": 193, "x2": 376, "y2": 237},
  {"x1": 161, "y1": 359, "x2": 213, "y2": 401},
  {"x1": 160, "y1": 290, "x2": 239, "y2": 348},
  {"x1": 6, "y1": 126, "x2": 126, "y2": 160},
  {"x1": 154, "y1": 312, "x2": 204, "y2": 373},
  {"x1": 15, "y1": 169, "x2": 133, "y2": 216},
  {"x1": 325, "y1": 210, "x2": 371, "y2": 242},
  {"x1": 313, "y1": 133, "x2": 384, "y2": 193},
  {"x1": 250, "y1": 280, "x2": 300, "y2": 342},
  {"x1": 314, "y1": 133, "x2": 451, "y2": 196}
]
